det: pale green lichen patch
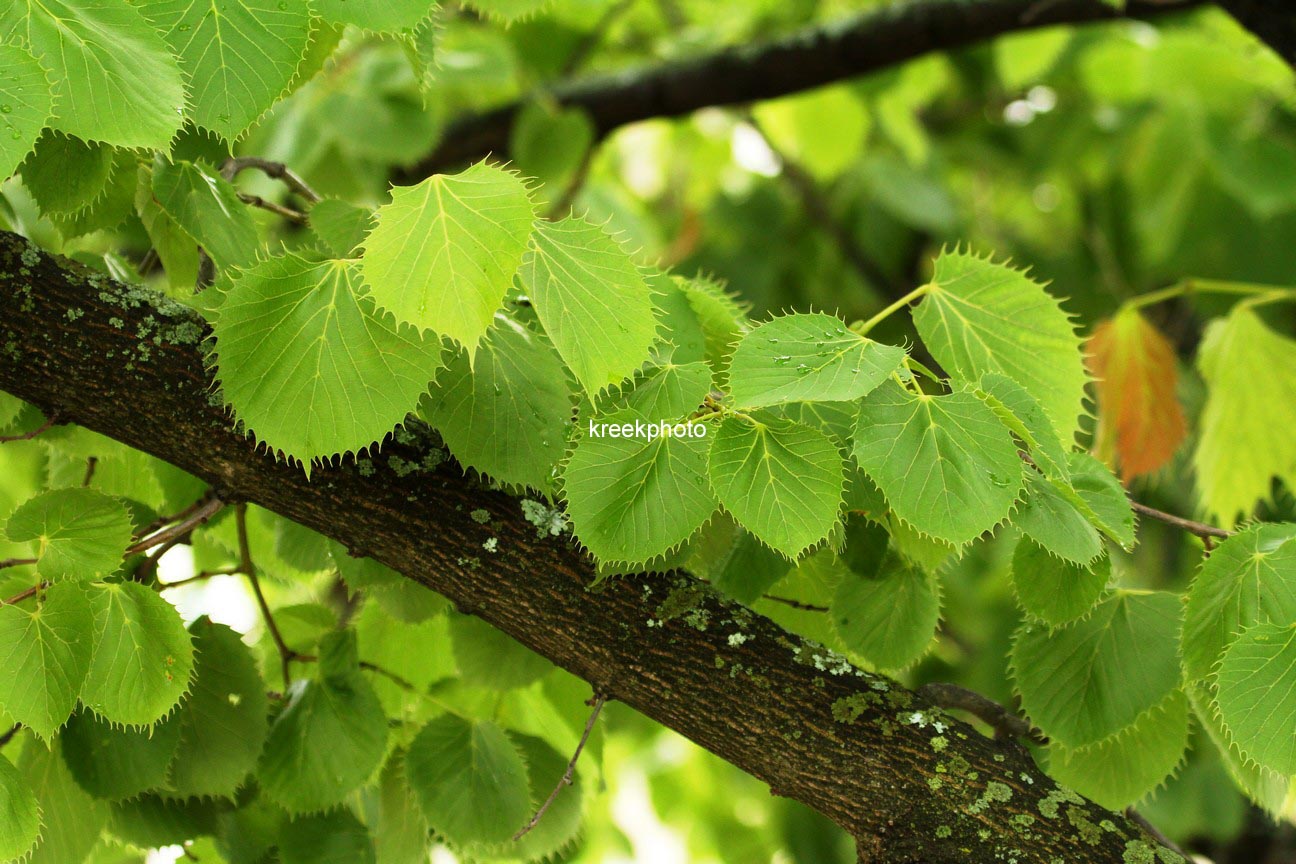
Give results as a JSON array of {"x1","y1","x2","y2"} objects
[
  {"x1": 966, "y1": 780, "x2": 1012, "y2": 815},
  {"x1": 1066, "y1": 806, "x2": 1103, "y2": 845},
  {"x1": 1037, "y1": 787, "x2": 1084, "y2": 819},
  {"x1": 831, "y1": 694, "x2": 870, "y2": 724},
  {"x1": 935, "y1": 825, "x2": 952, "y2": 838},
  {"x1": 470, "y1": 508, "x2": 491, "y2": 524},
  {"x1": 931, "y1": 735, "x2": 948, "y2": 752}
]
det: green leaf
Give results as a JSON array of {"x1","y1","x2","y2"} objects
[
  {"x1": 972, "y1": 372, "x2": 1069, "y2": 481},
  {"x1": 1194, "y1": 306, "x2": 1296, "y2": 525},
  {"x1": 1, "y1": 0, "x2": 185, "y2": 149},
  {"x1": 167, "y1": 618, "x2": 269, "y2": 799},
  {"x1": 852, "y1": 381, "x2": 1023, "y2": 547},
  {"x1": 1011, "y1": 538, "x2": 1110, "y2": 627},
  {"x1": 0, "y1": 42, "x2": 52, "y2": 181},
  {"x1": 329, "y1": 541, "x2": 404, "y2": 593},
  {"x1": 1014, "y1": 472, "x2": 1104, "y2": 566},
  {"x1": 1187, "y1": 682, "x2": 1291, "y2": 816},
  {"x1": 448, "y1": 613, "x2": 554, "y2": 691},
  {"x1": 18, "y1": 737, "x2": 108, "y2": 864},
  {"x1": 18, "y1": 130, "x2": 114, "y2": 215},
  {"x1": 420, "y1": 316, "x2": 573, "y2": 491},
  {"x1": 520, "y1": 216, "x2": 657, "y2": 396},
  {"x1": 5, "y1": 487, "x2": 133, "y2": 581},
  {"x1": 1181, "y1": 523, "x2": 1296, "y2": 683},
  {"x1": 912, "y1": 249, "x2": 1087, "y2": 444},
  {"x1": 405, "y1": 715, "x2": 532, "y2": 847},
  {"x1": 564, "y1": 408, "x2": 716, "y2": 566},
  {"x1": 135, "y1": 164, "x2": 200, "y2": 290},
  {"x1": 0, "y1": 581, "x2": 93, "y2": 739},
  {"x1": 1067, "y1": 452, "x2": 1137, "y2": 549},
  {"x1": 1048, "y1": 689, "x2": 1189, "y2": 810},
  {"x1": 1215, "y1": 623, "x2": 1296, "y2": 775},
  {"x1": 831, "y1": 551, "x2": 939, "y2": 670},
  {"x1": 1012, "y1": 591, "x2": 1181, "y2": 747},
  {"x1": 151, "y1": 157, "x2": 259, "y2": 270},
  {"x1": 510, "y1": 102, "x2": 594, "y2": 205},
  {"x1": 466, "y1": 0, "x2": 550, "y2": 23},
  {"x1": 614, "y1": 360, "x2": 712, "y2": 421},
  {"x1": 672, "y1": 275, "x2": 748, "y2": 376},
  {"x1": 59, "y1": 709, "x2": 181, "y2": 800},
  {"x1": 496, "y1": 735, "x2": 585, "y2": 861},
  {"x1": 689, "y1": 515, "x2": 791, "y2": 605},
  {"x1": 374, "y1": 753, "x2": 430, "y2": 864},
  {"x1": 212, "y1": 254, "x2": 445, "y2": 466},
  {"x1": 361, "y1": 163, "x2": 535, "y2": 353},
  {"x1": 257, "y1": 630, "x2": 388, "y2": 814},
  {"x1": 108, "y1": 793, "x2": 219, "y2": 848},
  {"x1": 708, "y1": 414, "x2": 843, "y2": 559},
  {"x1": 48, "y1": 148, "x2": 136, "y2": 239},
  {"x1": 279, "y1": 809, "x2": 376, "y2": 864},
  {"x1": 0, "y1": 754, "x2": 40, "y2": 863},
  {"x1": 144, "y1": 0, "x2": 312, "y2": 141},
  {"x1": 312, "y1": 0, "x2": 432, "y2": 32},
  {"x1": 81, "y1": 582, "x2": 195, "y2": 727},
  {"x1": 310, "y1": 198, "x2": 374, "y2": 258},
  {"x1": 727, "y1": 313, "x2": 904, "y2": 409}
]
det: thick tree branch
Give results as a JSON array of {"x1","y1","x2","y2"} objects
[
  {"x1": 0, "y1": 231, "x2": 1182, "y2": 863},
  {"x1": 397, "y1": 0, "x2": 1207, "y2": 181}
]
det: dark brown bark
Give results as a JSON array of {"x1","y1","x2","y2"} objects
[
  {"x1": 396, "y1": 0, "x2": 1207, "y2": 182},
  {"x1": 0, "y1": 231, "x2": 1181, "y2": 862}
]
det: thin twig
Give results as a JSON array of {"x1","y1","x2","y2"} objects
[
  {"x1": 0, "y1": 724, "x2": 19, "y2": 748},
  {"x1": 514, "y1": 694, "x2": 607, "y2": 841},
  {"x1": 1130, "y1": 500, "x2": 1233, "y2": 540},
  {"x1": 133, "y1": 493, "x2": 217, "y2": 543},
  {"x1": 237, "y1": 193, "x2": 308, "y2": 223},
  {"x1": 236, "y1": 504, "x2": 299, "y2": 686},
  {"x1": 917, "y1": 683, "x2": 1047, "y2": 746},
  {"x1": 158, "y1": 567, "x2": 240, "y2": 590},
  {"x1": 221, "y1": 156, "x2": 321, "y2": 203},
  {"x1": 125, "y1": 495, "x2": 225, "y2": 556},
  {"x1": 81, "y1": 456, "x2": 97, "y2": 487},
  {"x1": 0, "y1": 557, "x2": 36, "y2": 572},
  {"x1": 0, "y1": 414, "x2": 56, "y2": 443},
  {"x1": 763, "y1": 594, "x2": 829, "y2": 613},
  {"x1": 1126, "y1": 807, "x2": 1192, "y2": 861},
  {"x1": 1, "y1": 583, "x2": 43, "y2": 606}
]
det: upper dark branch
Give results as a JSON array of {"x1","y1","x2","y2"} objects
[{"x1": 396, "y1": 0, "x2": 1207, "y2": 182}]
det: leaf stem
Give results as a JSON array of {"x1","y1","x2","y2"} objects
[
  {"x1": 1123, "y1": 278, "x2": 1296, "y2": 311},
  {"x1": 1128, "y1": 499, "x2": 1233, "y2": 540},
  {"x1": 235, "y1": 503, "x2": 299, "y2": 687},
  {"x1": 852, "y1": 283, "x2": 929, "y2": 337},
  {"x1": 0, "y1": 413, "x2": 57, "y2": 444}
]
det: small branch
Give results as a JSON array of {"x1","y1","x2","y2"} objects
[
  {"x1": 221, "y1": 157, "x2": 321, "y2": 204},
  {"x1": 918, "y1": 683, "x2": 1047, "y2": 745},
  {"x1": 1129, "y1": 500, "x2": 1233, "y2": 540},
  {"x1": 0, "y1": 557, "x2": 37, "y2": 572},
  {"x1": 0, "y1": 413, "x2": 56, "y2": 443},
  {"x1": 81, "y1": 456, "x2": 97, "y2": 487},
  {"x1": 159, "y1": 567, "x2": 240, "y2": 590},
  {"x1": 514, "y1": 694, "x2": 607, "y2": 841},
  {"x1": 125, "y1": 495, "x2": 225, "y2": 556},
  {"x1": 0, "y1": 723, "x2": 19, "y2": 748},
  {"x1": 237, "y1": 193, "x2": 308, "y2": 223},
  {"x1": 236, "y1": 504, "x2": 299, "y2": 686},
  {"x1": 763, "y1": 594, "x2": 829, "y2": 613},
  {"x1": 1, "y1": 583, "x2": 43, "y2": 606},
  {"x1": 1125, "y1": 807, "x2": 1192, "y2": 861}
]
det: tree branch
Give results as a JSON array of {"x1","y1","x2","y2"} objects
[
  {"x1": 396, "y1": 0, "x2": 1207, "y2": 182},
  {"x1": 0, "y1": 230, "x2": 1184, "y2": 863}
]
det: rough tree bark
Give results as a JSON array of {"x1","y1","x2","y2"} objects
[
  {"x1": 0, "y1": 232, "x2": 1184, "y2": 862},
  {"x1": 397, "y1": 0, "x2": 1209, "y2": 180}
]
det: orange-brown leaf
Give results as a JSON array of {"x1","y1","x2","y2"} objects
[{"x1": 1086, "y1": 308, "x2": 1187, "y2": 481}]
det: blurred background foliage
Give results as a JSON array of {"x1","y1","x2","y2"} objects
[{"x1": 3, "y1": 0, "x2": 1295, "y2": 860}]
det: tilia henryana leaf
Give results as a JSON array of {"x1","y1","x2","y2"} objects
[
  {"x1": 151, "y1": 157, "x2": 259, "y2": 270},
  {"x1": 1011, "y1": 538, "x2": 1109, "y2": 627},
  {"x1": 727, "y1": 313, "x2": 904, "y2": 409},
  {"x1": 144, "y1": 0, "x2": 312, "y2": 142},
  {"x1": 1087, "y1": 307, "x2": 1187, "y2": 481},
  {"x1": 1216, "y1": 623, "x2": 1296, "y2": 775},
  {"x1": 257, "y1": 630, "x2": 388, "y2": 814},
  {"x1": 212, "y1": 254, "x2": 445, "y2": 467},
  {"x1": 18, "y1": 737, "x2": 107, "y2": 864},
  {"x1": 831, "y1": 551, "x2": 939, "y2": 670},
  {"x1": 1012, "y1": 591, "x2": 1181, "y2": 747},
  {"x1": 0, "y1": 754, "x2": 40, "y2": 863},
  {"x1": 563, "y1": 408, "x2": 716, "y2": 566},
  {"x1": 614, "y1": 360, "x2": 712, "y2": 420},
  {"x1": 360, "y1": 162, "x2": 535, "y2": 353},
  {"x1": 972, "y1": 372, "x2": 1069, "y2": 481},
  {"x1": 5, "y1": 487, "x2": 133, "y2": 581},
  {"x1": 18, "y1": 130, "x2": 114, "y2": 216},
  {"x1": 279, "y1": 809, "x2": 376, "y2": 864},
  {"x1": 1014, "y1": 471, "x2": 1104, "y2": 566},
  {"x1": 59, "y1": 708, "x2": 181, "y2": 800},
  {"x1": 1066, "y1": 452, "x2": 1136, "y2": 549},
  {"x1": 405, "y1": 714, "x2": 533, "y2": 847},
  {"x1": 0, "y1": 43, "x2": 52, "y2": 182},
  {"x1": 81, "y1": 581, "x2": 195, "y2": 727},
  {"x1": 520, "y1": 216, "x2": 658, "y2": 396},
  {"x1": 1194, "y1": 306, "x2": 1296, "y2": 526},
  {"x1": 312, "y1": 0, "x2": 432, "y2": 31},
  {"x1": 167, "y1": 617, "x2": 270, "y2": 799},
  {"x1": 420, "y1": 315, "x2": 573, "y2": 491},
  {"x1": 1047, "y1": 689, "x2": 1189, "y2": 810},
  {"x1": 0, "y1": 0, "x2": 185, "y2": 150},
  {"x1": 0, "y1": 581, "x2": 92, "y2": 739},
  {"x1": 1181, "y1": 523, "x2": 1296, "y2": 683},
  {"x1": 707, "y1": 413, "x2": 844, "y2": 559},
  {"x1": 852, "y1": 381, "x2": 1023, "y2": 547},
  {"x1": 912, "y1": 249, "x2": 1088, "y2": 445}
]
